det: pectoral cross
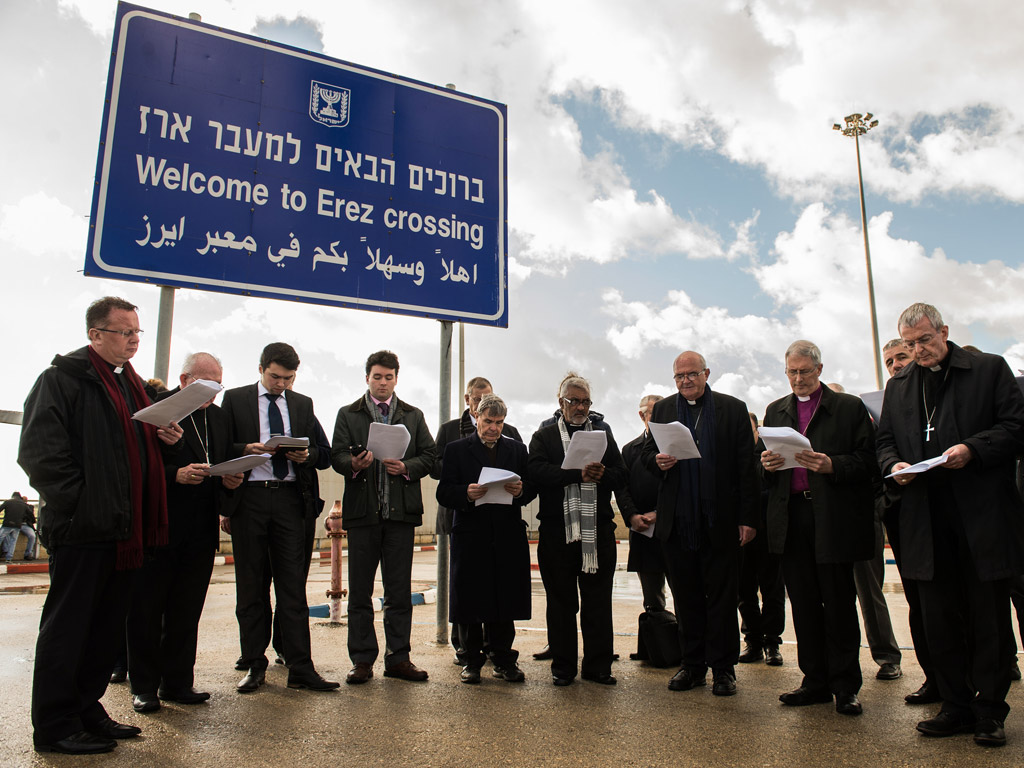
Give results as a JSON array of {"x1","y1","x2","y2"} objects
[{"x1": 924, "y1": 422, "x2": 935, "y2": 442}]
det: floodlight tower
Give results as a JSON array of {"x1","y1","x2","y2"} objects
[{"x1": 833, "y1": 112, "x2": 883, "y2": 390}]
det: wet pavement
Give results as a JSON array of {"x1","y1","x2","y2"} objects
[{"x1": 1, "y1": 543, "x2": 1022, "y2": 767}]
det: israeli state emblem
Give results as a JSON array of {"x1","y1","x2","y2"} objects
[{"x1": 309, "y1": 80, "x2": 351, "y2": 128}]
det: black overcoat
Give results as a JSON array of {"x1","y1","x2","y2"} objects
[
  {"x1": 616, "y1": 432, "x2": 666, "y2": 573},
  {"x1": 436, "y1": 433, "x2": 537, "y2": 623},
  {"x1": 876, "y1": 342, "x2": 1024, "y2": 581}
]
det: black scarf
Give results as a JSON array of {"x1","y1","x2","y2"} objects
[{"x1": 674, "y1": 385, "x2": 717, "y2": 551}]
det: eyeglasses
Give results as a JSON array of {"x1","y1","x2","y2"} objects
[
  {"x1": 785, "y1": 367, "x2": 818, "y2": 378},
  {"x1": 903, "y1": 334, "x2": 934, "y2": 351},
  {"x1": 93, "y1": 327, "x2": 143, "y2": 338},
  {"x1": 562, "y1": 397, "x2": 592, "y2": 408},
  {"x1": 673, "y1": 371, "x2": 705, "y2": 382}
]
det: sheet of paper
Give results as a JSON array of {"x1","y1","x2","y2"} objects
[
  {"x1": 757, "y1": 426, "x2": 813, "y2": 470},
  {"x1": 560, "y1": 430, "x2": 608, "y2": 470},
  {"x1": 631, "y1": 521, "x2": 656, "y2": 539},
  {"x1": 648, "y1": 421, "x2": 701, "y2": 460},
  {"x1": 366, "y1": 422, "x2": 411, "y2": 460},
  {"x1": 207, "y1": 454, "x2": 271, "y2": 476},
  {"x1": 264, "y1": 435, "x2": 310, "y2": 450},
  {"x1": 885, "y1": 454, "x2": 949, "y2": 478},
  {"x1": 475, "y1": 467, "x2": 521, "y2": 506},
  {"x1": 859, "y1": 389, "x2": 885, "y2": 423},
  {"x1": 131, "y1": 379, "x2": 223, "y2": 426}
]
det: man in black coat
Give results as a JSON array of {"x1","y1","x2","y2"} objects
[
  {"x1": 877, "y1": 303, "x2": 1024, "y2": 747},
  {"x1": 221, "y1": 342, "x2": 337, "y2": 693},
  {"x1": 761, "y1": 340, "x2": 876, "y2": 716},
  {"x1": 0, "y1": 492, "x2": 35, "y2": 562},
  {"x1": 126, "y1": 352, "x2": 243, "y2": 713},
  {"x1": 642, "y1": 351, "x2": 758, "y2": 697},
  {"x1": 437, "y1": 394, "x2": 536, "y2": 684},
  {"x1": 529, "y1": 373, "x2": 626, "y2": 686},
  {"x1": 431, "y1": 375, "x2": 523, "y2": 665},
  {"x1": 19, "y1": 296, "x2": 183, "y2": 754}
]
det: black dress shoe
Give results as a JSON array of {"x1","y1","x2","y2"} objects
[
  {"x1": 234, "y1": 657, "x2": 248, "y2": 671},
  {"x1": 876, "y1": 662, "x2": 902, "y2": 680},
  {"x1": 34, "y1": 731, "x2": 116, "y2": 754},
  {"x1": 492, "y1": 663, "x2": 526, "y2": 682},
  {"x1": 904, "y1": 680, "x2": 941, "y2": 705},
  {"x1": 668, "y1": 667, "x2": 706, "y2": 691},
  {"x1": 383, "y1": 660, "x2": 429, "y2": 682},
  {"x1": 738, "y1": 642, "x2": 763, "y2": 663},
  {"x1": 582, "y1": 672, "x2": 617, "y2": 685},
  {"x1": 764, "y1": 644, "x2": 784, "y2": 666},
  {"x1": 779, "y1": 686, "x2": 832, "y2": 706},
  {"x1": 460, "y1": 666, "x2": 482, "y2": 684},
  {"x1": 86, "y1": 716, "x2": 141, "y2": 739},
  {"x1": 346, "y1": 663, "x2": 374, "y2": 684},
  {"x1": 552, "y1": 675, "x2": 573, "y2": 686},
  {"x1": 835, "y1": 693, "x2": 863, "y2": 716},
  {"x1": 712, "y1": 672, "x2": 737, "y2": 697},
  {"x1": 236, "y1": 668, "x2": 266, "y2": 693},
  {"x1": 974, "y1": 718, "x2": 1007, "y2": 747},
  {"x1": 533, "y1": 645, "x2": 553, "y2": 660},
  {"x1": 916, "y1": 709, "x2": 976, "y2": 737},
  {"x1": 109, "y1": 666, "x2": 128, "y2": 684},
  {"x1": 158, "y1": 687, "x2": 211, "y2": 704},
  {"x1": 287, "y1": 671, "x2": 340, "y2": 691},
  {"x1": 132, "y1": 692, "x2": 161, "y2": 713}
]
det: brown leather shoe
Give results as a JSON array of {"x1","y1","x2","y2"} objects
[
  {"x1": 383, "y1": 660, "x2": 428, "y2": 682},
  {"x1": 345, "y1": 663, "x2": 373, "y2": 685}
]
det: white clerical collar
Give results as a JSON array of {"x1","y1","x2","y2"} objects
[
  {"x1": 686, "y1": 399, "x2": 696, "y2": 406},
  {"x1": 929, "y1": 365, "x2": 942, "y2": 372},
  {"x1": 113, "y1": 366, "x2": 123, "y2": 374},
  {"x1": 796, "y1": 394, "x2": 810, "y2": 402}
]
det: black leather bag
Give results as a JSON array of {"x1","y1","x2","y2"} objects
[{"x1": 637, "y1": 610, "x2": 682, "y2": 667}]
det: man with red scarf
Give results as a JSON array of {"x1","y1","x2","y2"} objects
[{"x1": 19, "y1": 297, "x2": 182, "y2": 755}]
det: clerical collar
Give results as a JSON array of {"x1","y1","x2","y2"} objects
[
  {"x1": 686, "y1": 399, "x2": 697, "y2": 406},
  {"x1": 797, "y1": 394, "x2": 810, "y2": 402}
]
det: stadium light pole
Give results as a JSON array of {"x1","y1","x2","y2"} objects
[{"x1": 833, "y1": 112, "x2": 883, "y2": 390}]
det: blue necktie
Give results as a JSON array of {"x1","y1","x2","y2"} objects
[{"x1": 266, "y1": 394, "x2": 288, "y2": 479}]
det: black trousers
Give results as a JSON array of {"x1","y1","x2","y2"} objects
[
  {"x1": 782, "y1": 496, "x2": 862, "y2": 695},
  {"x1": 737, "y1": 528, "x2": 785, "y2": 647},
  {"x1": 32, "y1": 544, "x2": 134, "y2": 743},
  {"x1": 459, "y1": 622, "x2": 516, "y2": 668},
  {"x1": 346, "y1": 520, "x2": 416, "y2": 666},
  {"x1": 126, "y1": 538, "x2": 215, "y2": 695},
  {"x1": 662, "y1": 524, "x2": 740, "y2": 673},
  {"x1": 537, "y1": 520, "x2": 616, "y2": 680},
  {"x1": 883, "y1": 503, "x2": 933, "y2": 681},
  {"x1": 919, "y1": 494, "x2": 1012, "y2": 721},
  {"x1": 230, "y1": 485, "x2": 314, "y2": 675}
]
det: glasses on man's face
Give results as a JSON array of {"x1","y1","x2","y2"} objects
[
  {"x1": 94, "y1": 327, "x2": 143, "y2": 338},
  {"x1": 785, "y1": 367, "x2": 817, "y2": 378},
  {"x1": 903, "y1": 334, "x2": 934, "y2": 351},
  {"x1": 673, "y1": 371, "x2": 704, "y2": 382},
  {"x1": 562, "y1": 397, "x2": 592, "y2": 408}
]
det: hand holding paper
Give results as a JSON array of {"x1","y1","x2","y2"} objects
[
  {"x1": 475, "y1": 467, "x2": 522, "y2": 505},
  {"x1": 366, "y1": 422, "x2": 411, "y2": 461},
  {"x1": 560, "y1": 430, "x2": 607, "y2": 470},
  {"x1": 757, "y1": 426, "x2": 812, "y2": 471},
  {"x1": 648, "y1": 421, "x2": 701, "y2": 460}
]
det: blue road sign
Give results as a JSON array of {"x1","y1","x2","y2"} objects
[{"x1": 85, "y1": 3, "x2": 508, "y2": 326}]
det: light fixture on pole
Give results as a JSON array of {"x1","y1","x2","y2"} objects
[{"x1": 833, "y1": 112, "x2": 883, "y2": 390}]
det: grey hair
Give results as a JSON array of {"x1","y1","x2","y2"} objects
[
  {"x1": 785, "y1": 340, "x2": 821, "y2": 366},
  {"x1": 674, "y1": 351, "x2": 707, "y2": 370},
  {"x1": 558, "y1": 374, "x2": 591, "y2": 399},
  {"x1": 882, "y1": 338, "x2": 908, "y2": 353},
  {"x1": 181, "y1": 351, "x2": 222, "y2": 375},
  {"x1": 638, "y1": 394, "x2": 663, "y2": 411},
  {"x1": 827, "y1": 382, "x2": 845, "y2": 393},
  {"x1": 898, "y1": 303, "x2": 944, "y2": 333},
  {"x1": 477, "y1": 393, "x2": 507, "y2": 418}
]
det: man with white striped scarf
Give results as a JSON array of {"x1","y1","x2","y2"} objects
[{"x1": 528, "y1": 374, "x2": 627, "y2": 687}]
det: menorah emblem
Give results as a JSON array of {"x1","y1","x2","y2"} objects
[{"x1": 309, "y1": 80, "x2": 351, "y2": 128}]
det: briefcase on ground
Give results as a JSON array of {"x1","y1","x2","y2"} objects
[{"x1": 637, "y1": 610, "x2": 682, "y2": 667}]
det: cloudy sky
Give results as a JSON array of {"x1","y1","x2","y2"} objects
[{"x1": 2, "y1": 0, "x2": 1023, "y2": 495}]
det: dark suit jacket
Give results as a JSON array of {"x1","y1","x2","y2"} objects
[
  {"x1": 762, "y1": 384, "x2": 876, "y2": 563},
  {"x1": 876, "y1": 342, "x2": 1024, "y2": 580},
  {"x1": 159, "y1": 387, "x2": 232, "y2": 548},
  {"x1": 436, "y1": 432, "x2": 536, "y2": 622},
  {"x1": 220, "y1": 383, "x2": 324, "y2": 519},
  {"x1": 641, "y1": 390, "x2": 758, "y2": 547},
  {"x1": 616, "y1": 432, "x2": 666, "y2": 573}
]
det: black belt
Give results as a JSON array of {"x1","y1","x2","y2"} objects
[
  {"x1": 247, "y1": 480, "x2": 297, "y2": 489},
  {"x1": 789, "y1": 490, "x2": 813, "y2": 501}
]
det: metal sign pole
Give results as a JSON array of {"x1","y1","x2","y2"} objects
[
  {"x1": 436, "y1": 320, "x2": 452, "y2": 643},
  {"x1": 153, "y1": 285, "x2": 176, "y2": 384}
]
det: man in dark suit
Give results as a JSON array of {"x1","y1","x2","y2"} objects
[
  {"x1": 642, "y1": 351, "x2": 758, "y2": 697},
  {"x1": 436, "y1": 394, "x2": 536, "y2": 684},
  {"x1": 529, "y1": 373, "x2": 626, "y2": 686},
  {"x1": 332, "y1": 350, "x2": 436, "y2": 685},
  {"x1": 431, "y1": 376, "x2": 523, "y2": 665},
  {"x1": 877, "y1": 303, "x2": 1024, "y2": 747},
  {"x1": 127, "y1": 352, "x2": 244, "y2": 713},
  {"x1": 221, "y1": 342, "x2": 338, "y2": 693},
  {"x1": 761, "y1": 341, "x2": 876, "y2": 716}
]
